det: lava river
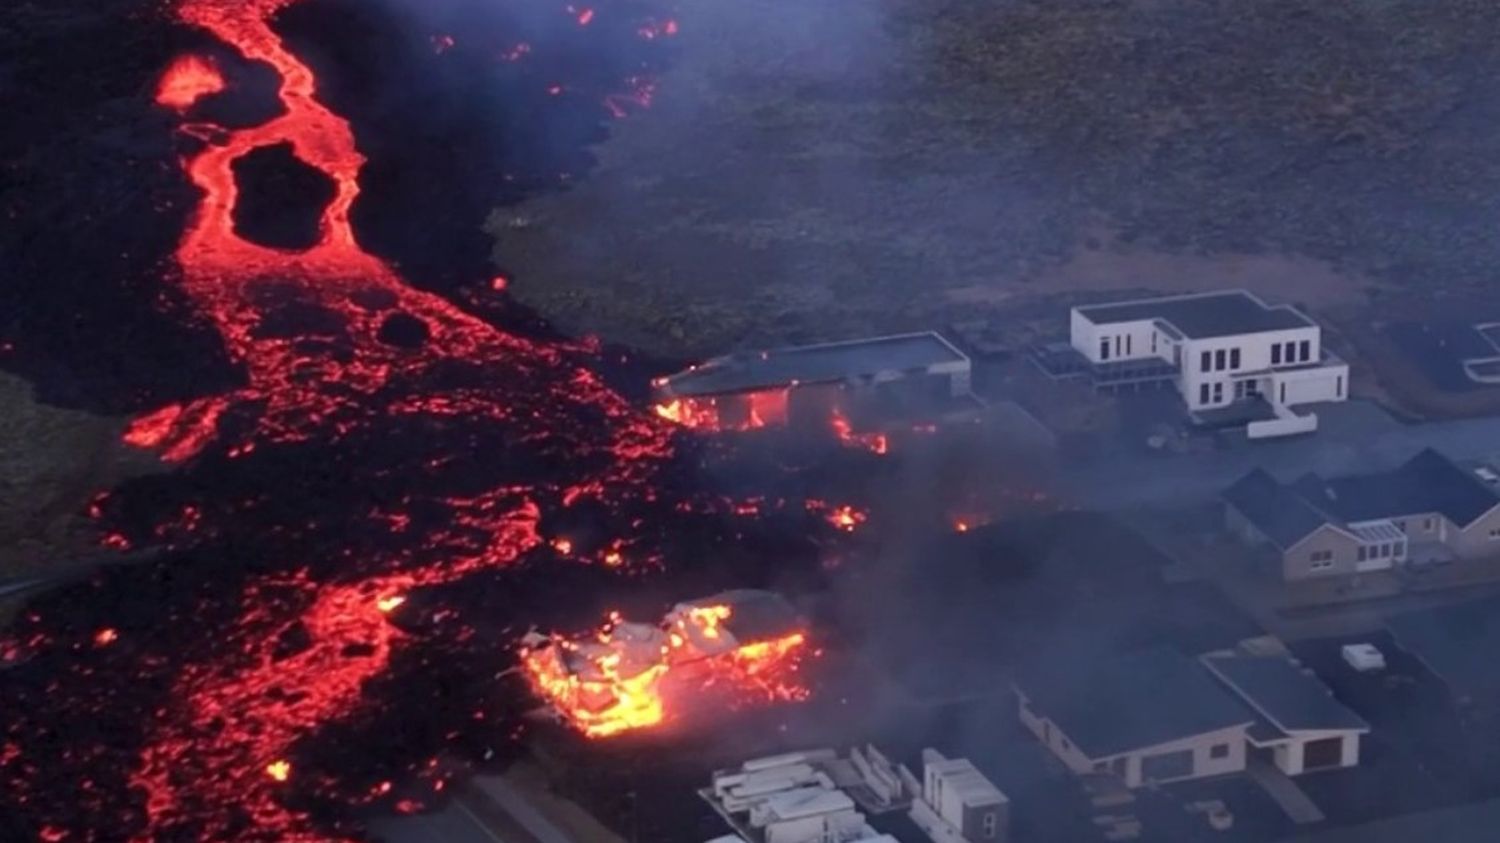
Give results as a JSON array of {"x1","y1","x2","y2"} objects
[{"x1": 0, "y1": 1, "x2": 832, "y2": 841}]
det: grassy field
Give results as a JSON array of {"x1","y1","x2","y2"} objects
[{"x1": 491, "y1": 0, "x2": 1500, "y2": 362}]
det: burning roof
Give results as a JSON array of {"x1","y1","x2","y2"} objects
[{"x1": 520, "y1": 590, "x2": 809, "y2": 738}]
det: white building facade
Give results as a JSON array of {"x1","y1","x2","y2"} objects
[{"x1": 1069, "y1": 291, "x2": 1349, "y2": 438}]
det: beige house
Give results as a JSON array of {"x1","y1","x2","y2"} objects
[
  {"x1": 1201, "y1": 649, "x2": 1368, "y2": 776},
  {"x1": 1223, "y1": 449, "x2": 1500, "y2": 582},
  {"x1": 1015, "y1": 649, "x2": 1254, "y2": 789},
  {"x1": 1018, "y1": 645, "x2": 1367, "y2": 789}
]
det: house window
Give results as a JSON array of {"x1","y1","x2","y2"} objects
[
  {"x1": 1272, "y1": 344, "x2": 1282, "y2": 365},
  {"x1": 1230, "y1": 348, "x2": 1241, "y2": 370},
  {"x1": 1100, "y1": 338, "x2": 1111, "y2": 361},
  {"x1": 1210, "y1": 743, "x2": 1231, "y2": 760},
  {"x1": 1215, "y1": 349, "x2": 1227, "y2": 371},
  {"x1": 1490, "y1": 528, "x2": 1500, "y2": 541},
  {"x1": 1201, "y1": 351, "x2": 1212, "y2": 372},
  {"x1": 1152, "y1": 332, "x2": 1158, "y2": 354},
  {"x1": 1200, "y1": 383, "x2": 1211, "y2": 405},
  {"x1": 1285, "y1": 341, "x2": 1297, "y2": 363},
  {"x1": 1280, "y1": 383, "x2": 1287, "y2": 404},
  {"x1": 1425, "y1": 518, "x2": 1435, "y2": 531},
  {"x1": 982, "y1": 812, "x2": 998, "y2": 839},
  {"x1": 1336, "y1": 376, "x2": 1344, "y2": 398},
  {"x1": 1310, "y1": 550, "x2": 1333, "y2": 563},
  {"x1": 1126, "y1": 335, "x2": 1133, "y2": 356},
  {"x1": 1356, "y1": 546, "x2": 1367, "y2": 562},
  {"x1": 1212, "y1": 382, "x2": 1224, "y2": 403},
  {"x1": 1300, "y1": 340, "x2": 1312, "y2": 362}
]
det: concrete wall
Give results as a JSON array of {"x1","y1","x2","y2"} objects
[
  {"x1": 1272, "y1": 362, "x2": 1349, "y2": 407},
  {"x1": 1248, "y1": 412, "x2": 1318, "y2": 440},
  {"x1": 1070, "y1": 312, "x2": 1163, "y2": 365},
  {"x1": 1179, "y1": 326, "x2": 1321, "y2": 409}
]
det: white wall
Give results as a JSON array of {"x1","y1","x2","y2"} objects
[
  {"x1": 1070, "y1": 312, "x2": 1163, "y2": 364},
  {"x1": 1272, "y1": 732, "x2": 1361, "y2": 776}
]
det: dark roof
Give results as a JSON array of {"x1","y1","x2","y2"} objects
[
  {"x1": 1019, "y1": 648, "x2": 1253, "y2": 759},
  {"x1": 1294, "y1": 448, "x2": 1500, "y2": 527},
  {"x1": 1076, "y1": 291, "x2": 1313, "y2": 340},
  {"x1": 657, "y1": 332, "x2": 967, "y2": 398},
  {"x1": 1223, "y1": 469, "x2": 1333, "y2": 550},
  {"x1": 1388, "y1": 595, "x2": 1500, "y2": 699},
  {"x1": 1204, "y1": 654, "x2": 1368, "y2": 733}
]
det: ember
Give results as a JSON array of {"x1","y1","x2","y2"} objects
[{"x1": 520, "y1": 591, "x2": 810, "y2": 738}]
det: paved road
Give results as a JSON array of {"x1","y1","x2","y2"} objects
[{"x1": 1056, "y1": 403, "x2": 1500, "y2": 511}]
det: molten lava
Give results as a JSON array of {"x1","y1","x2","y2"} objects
[
  {"x1": 155, "y1": 53, "x2": 226, "y2": 110},
  {"x1": 829, "y1": 407, "x2": 888, "y2": 455},
  {"x1": 521, "y1": 597, "x2": 809, "y2": 738}
]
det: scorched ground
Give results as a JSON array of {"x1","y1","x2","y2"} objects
[{"x1": 0, "y1": 1, "x2": 855, "y2": 841}]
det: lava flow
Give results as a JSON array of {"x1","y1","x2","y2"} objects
[{"x1": 0, "y1": 0, "x2": 833, "y2": 841}]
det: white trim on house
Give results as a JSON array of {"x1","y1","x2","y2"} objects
[{"x1": 1069, "y1": 290, "x2": 1348, "y2": 438}]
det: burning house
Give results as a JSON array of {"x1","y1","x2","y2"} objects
[
  {"x1": 652, "y1": 332, "x2": 977, "y2": 435},
  {"x1": 519, "y1": 590, "x2": 809, "y2": 738}
]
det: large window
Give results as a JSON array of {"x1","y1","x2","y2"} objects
[
  {"x1": 1100, "y1": 338, "x2": 1110, "y2": 361},
  {"x1": 1212, "y1": 382, "x2": 1224, "y2": 403},
  {"x1": 1210, "y1": 743, "x2": 1231, "y2": 760},
  {"x1": 1201, "y1": 351, "x2": 1212, "y2": 372},
  {"x1": 1230, "y1": 348, "x2": 1241, "y2": 369},
  {"x1": 1299, "y1": 340, "x2": 1312, "y2": 362},
  {"x1": 1199, "y1": 384, "x2": 1210, "y2": 405},
  {"x1": 1272, "y1": 344, "x2": 1282, "y2": 365},
  {"x1": 982, "y1": 812, "x2": 998, "y2": 839},
  {"x1": 1215, "y1": 349, "x2": 1227, "y2": 371}
]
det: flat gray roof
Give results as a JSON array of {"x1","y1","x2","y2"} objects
[
  {"x1": 658, "y1": 332, "x2": 967, "y2": 398},
  {"x1": 1077, "y1": 291, "x2": 1313, "y2": 339},
  {"x1": 1204, "y1": 653, "x2": 1368, "y2": 733}
]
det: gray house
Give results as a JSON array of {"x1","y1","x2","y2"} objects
[{"x1": 1223, "y1": 449, "x2": 1500, "y2": 581}]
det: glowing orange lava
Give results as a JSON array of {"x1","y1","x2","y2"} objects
[
  {"x1": 652, "y1": 389, "x2": 788, "y2": 432},
  {"x1": 829, "y1": 407, "x2": 888, "y2": 455},
  {"x1": 155, "y1": 54, "x2": 226, "y2": 110},
  {"x1": 521, "y1": 600, "x2": 809, "y2": 738}
]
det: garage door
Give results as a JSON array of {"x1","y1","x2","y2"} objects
[
  {"x1": 1141, "y1": 749, "x2": 1194, "y2": 782},
  {"x1": 1303, "y1": 737, "x2": 1344, "y2": 770}
]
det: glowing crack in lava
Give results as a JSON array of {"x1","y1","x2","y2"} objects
[{"x1": 520, "y1": 591, "x2": 809, "y2": 738}]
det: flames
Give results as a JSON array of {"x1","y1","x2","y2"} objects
[
  {"x1": 520, "y1": 600, "x2": 809, "y2": 739},
  {"x1": 652, "y1": 389, "x2": 788, "y2": 432},
  {"x1": 155, "y1": 54, "x2": 226, "y2": 110},
  {"x1": 829, "y1": 407, "x2": 887, "y2": 455}
]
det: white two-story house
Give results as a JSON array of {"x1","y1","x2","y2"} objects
[{"x1": 1069, "y1": 290, "x2": 1349, "y2": 438}]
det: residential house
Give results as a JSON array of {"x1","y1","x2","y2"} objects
[
  {"x1": 1017, "y1": 645, "x2": 1365, "y2": 789},
  {"x1": 1015, "y1": 649, "x2": 1255, "y2": 789},
  {"x1": 1201, "y1": 649, "x2": 1368, "y2": 775},
  {"x1": 1223, "y1": 448, "x2": 1500, "y2": 581},
  {"x1": 1068, "y1": 290, "x2": 1348, "y2": 437}
]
